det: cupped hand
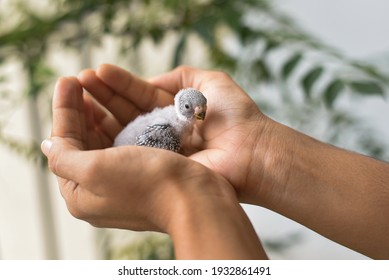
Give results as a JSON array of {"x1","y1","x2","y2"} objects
[
  {"x1": 77, "y1": 65, "x2": 269, "y2": 203},
  {"x1": 150, "y1": 66, "x2": 269, "y2": 203},
  {"x1": 42, "y1": 76, "x2": 236, "y2": 233}
]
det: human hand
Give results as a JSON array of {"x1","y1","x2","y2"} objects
[
  {"x1": 149, "y1": 66, "x2": 270, "y2": 203},
  {"x1": 149, "y1": 66, "x2": 389, "y2": 259},
  {"x1": 41, "y1": 77, "x2": 223, "y2": 232},
  {"x1": 77, "y1": 65, "x2": 272, "y2": 204},
  {"x1": 41, "y1": 76, "x2": 267, "y2": 259}
]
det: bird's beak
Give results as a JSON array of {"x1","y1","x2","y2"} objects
[{"x1": 194, "y1": 105, "x2": 207, "y2": 120}]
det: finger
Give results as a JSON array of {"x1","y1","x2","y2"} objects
[
  {"x1": 149, "y1": 66, "x2": 246, "y2": 104},
  {"x1": 58, "y1": 179, "x2": 107, "y2": 223},
  {"x1": 148, "y1": 65, "x2": 212, "y2": 94},
  {"x1": 51, "y1": 77, "x2": 86, "y2": 150},
  {"x1": 42, "y1": 137, "x2": 145, "y2": 191},
  {"x1": 95, "y1": 64, "x2": 174, "y2": 112},
  {"x1": 41, "y1": 137, "x2": 94, "y2": 182},
  {"x1": 83, "y1": 94, "x2": 122, "y2": 145},
  {"x1": 78, "y1": 68, "x2": 141, "y2": 126}
]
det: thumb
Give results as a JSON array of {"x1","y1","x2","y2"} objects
[
  {"x1": 41, "y1": 138, "x2": 54, "y2": 158},
  {"x1": 41, "y1": 137, "x2": 89, "y2": 181}
]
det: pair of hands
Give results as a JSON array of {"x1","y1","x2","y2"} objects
[
  {"x1": 42, "y1": 64, "x2": 389, "y2": 259},
  {"x1": 42, "y1": 64, "x2": 269, "y2": 234}
]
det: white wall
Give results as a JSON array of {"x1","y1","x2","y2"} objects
[
  {"x1": 281, "y1": 0, "x2": 389, "y2": 57},
  {"x1": 1, "y1": 0, "x2": 388, "y2": 259}
]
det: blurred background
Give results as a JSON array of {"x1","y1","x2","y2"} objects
[{"x1": 1, "y1": 0, "x2": 388, "y2": 259}]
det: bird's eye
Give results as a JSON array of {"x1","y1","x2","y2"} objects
[{"x1": 184, "y1": 104, "x2": 190, "y2": 109}]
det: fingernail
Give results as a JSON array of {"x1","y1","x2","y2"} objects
[{"x1": 41, "y1": 139, "x2": 53, "y2": 157}]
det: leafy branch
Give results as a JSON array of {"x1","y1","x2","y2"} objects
[
  {"x1": 1, "y1": 0, "x2": 388, "y2": 259},
  {"x1": 0, "y1": 0, "x2": 388, "y2": 163}
]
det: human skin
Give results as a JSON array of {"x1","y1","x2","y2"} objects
[
  {"x1": 41, "y1": 74, "x2": 267, "y2": 259},
  {"x1": 147, "y1": 66, "x2": 389, "y2": 259},
  {"x1": 43, "y1": 64, "x2": 389, "y2": 259}
]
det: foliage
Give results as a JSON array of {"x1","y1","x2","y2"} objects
[
  {"x1": 1, "y1": 0, "x2": 388, "y2": 94},
  {"x1": 1, "y1": 0, "x2": 389, "y2": 257},
  {"x1": 0, "y1": 2, "x2": 387, "y2": 122},
  {"x1": 97, "y1": 231, "x2": 175, "y2": 260}
]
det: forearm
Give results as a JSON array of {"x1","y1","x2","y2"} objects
[
  {"x1": 252, "y1": 119, "x2": 389, "y2": 259},
  {"x1": 167, "y1": 176, "x2": 267, "y2": 260}
]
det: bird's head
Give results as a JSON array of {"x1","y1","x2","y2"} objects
[{"x1": 174, "y1": 88, "x2": 207, "y2": 122}]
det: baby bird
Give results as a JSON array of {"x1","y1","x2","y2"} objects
[{"x1": 113, "y1": 88, "x2": 207, "y2": 153}]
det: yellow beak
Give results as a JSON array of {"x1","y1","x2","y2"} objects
[{"x1": 194, "y1": 106, "x2": 207, "y2": 120}]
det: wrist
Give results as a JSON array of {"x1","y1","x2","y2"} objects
[
  {"x1": 164, "y1": 169, "x2": 266, "y2": 259},
  {"x1": 164, "y1": 168, "x2": 237, "y2": 233},
  {"x1": 146, "y1": 162, "x2": 235, "y2": 232},
  {"x1": 242, "y1": 117, "x2": 296, "y2": 206}
]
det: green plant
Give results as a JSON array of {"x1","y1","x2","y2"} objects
[
  {"x1": 1, "y1": 0, "x2": 388, "y2": 258},
  {"x1": 100, "y1": 232, "x2": 175, "y2": 260},
  {"x1": 1, "y1": 0, "x2": 388, "y2": 161}
]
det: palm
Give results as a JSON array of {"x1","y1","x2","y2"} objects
[
  {"x1": 50, "y1": 76, "x2": 219, "y2": 232},
  {"x1": 50, "y1": 76, "x2": 117, "y2": 195},
  {"x1": 78, "y1": 65, "x2": 263, "y2": 199},
  {"x1": 187, "y1": 83, "x2": 263, "y2": 199},
  {"x1": 81, "y1": 94, "x2": 120, "y2": 150}
]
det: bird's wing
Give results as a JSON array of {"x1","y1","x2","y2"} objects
[
  {"x1": 113, "y1": 106, "x2": 176, "y2": 147},
  {"x1": 136, "y1": 124, "x2": 181, "y2": 153}
]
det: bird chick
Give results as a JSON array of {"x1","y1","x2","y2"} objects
[{"x1": 113, "y1": 88, "x2": 207, "y2": 153}]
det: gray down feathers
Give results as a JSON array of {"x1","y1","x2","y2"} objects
[
  {"x1": 113, "y1": 88, "x2": 207, "y2": 153},
  {"x1": 113, "y1": 105, "x2": 186, "y2": 150}
]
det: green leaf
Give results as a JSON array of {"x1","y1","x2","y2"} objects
[
  {"x1": 281, "y1": 53, "x2": 302, "y2": 80},
  {"x1": 301, "y1": 66, "x2": 324, "y2": 98},
  {"x1": 210, "y1": 46, "x2": 236, "y2": 70},
  {"x1": 238, "y1": 26, "x2": 258, "y2": 44},
  {"x1": 350, "y1": 62, "x2": 389, "y2": 85},
  {"x1": 149, "y1": 27, "x2": 164, "y2": 45},
  {"x1": 323, "y1": 79, "x2": 344, "y2": 108},
  {"x1": 221, "y1": 4, "x2": 242, "y2": 32},
  {"x1": 172, "y1": 33, "x2": 187, "y2": 68},
  {"x1": 263, "y1": 39, "x2": 280, "y2": 53},
  {"x1": 192, "y1": 15, "x2": 217, "y2": 46},
  {"x1": 349, "y1": 81, "x2": 384, "y2": 96},
  {"x1": 253, "y1": 59, "x2": 272, "y2": 82}
]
